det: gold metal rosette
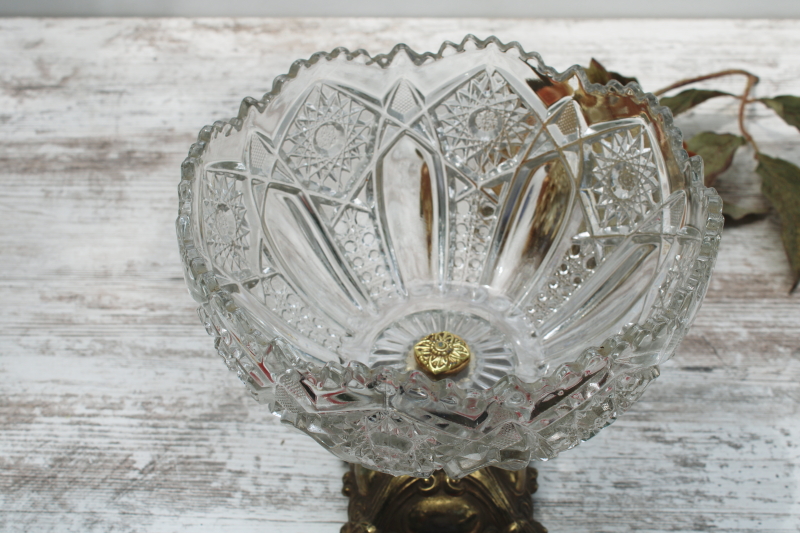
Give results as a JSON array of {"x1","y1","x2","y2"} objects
[{"x1": 413, "y1": 331, "x2": 471, "y2": 376}]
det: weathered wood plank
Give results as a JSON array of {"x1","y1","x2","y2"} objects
[{"x1": 0, "y1": 18, "x2": 799, "y2": 533}]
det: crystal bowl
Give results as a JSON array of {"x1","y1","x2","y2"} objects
[{"x1": 176, "y1": 36, "x2": 721, "y2": 478}]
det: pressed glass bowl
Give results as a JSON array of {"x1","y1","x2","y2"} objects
[{"x1": 176, "y1": 36, "x2": 721, "y2": 478}]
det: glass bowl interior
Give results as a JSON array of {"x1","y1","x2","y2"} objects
[{"x1": 177, "y1": 36, "x2": 721, "y2": 477}]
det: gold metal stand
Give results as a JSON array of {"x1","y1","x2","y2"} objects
[{"x1": 341, "y1": 464, "x2": 547, "y2": 533}]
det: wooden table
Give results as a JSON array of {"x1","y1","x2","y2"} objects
[{"x1": 1, "y1": 18, "x2": 799, "y2": 533}]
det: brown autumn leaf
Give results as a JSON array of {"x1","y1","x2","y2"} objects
[
  {"x1": 685, "y1": 132, "x2": 745, "y2": 187},
  {"x1": 660, "y1": 89, "x2": 732, "y2": 116},
  {"x1": 757, "y1": 153, "x2": 800, "y2": 292},
  {"x1": 584, "y1": 58, "x2": 638, "y2": 86},
  {"x1": 760, "y1": 95, "x2": 800, "y2": 132}
]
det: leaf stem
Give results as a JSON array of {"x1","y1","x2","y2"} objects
[
  {"x1": 739, "y1": 74, "x2": 760, "y2": 154},
  {"x1": 653, "y1": 69, "x2": 757, "y2": 96},
  {"x1": 655, "y1": 69, "x2": 760, "y2": 155}
]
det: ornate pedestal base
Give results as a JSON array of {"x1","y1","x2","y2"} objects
[{"x1": 341, "y1": 464, "x2": 547, "y2": 533}]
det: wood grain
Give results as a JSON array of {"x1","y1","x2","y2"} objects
[{"x1": 0, "y1": 18, "x2": 798, "y2": 533}]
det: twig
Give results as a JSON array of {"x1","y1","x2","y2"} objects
[
  {"x1": 653, "y1": 69, "x2": 758, "y2": 96},
  {"x1": 654, "y1": 69, "x2": 761, "y2": 155},
  {"x1": 738, "y1": 74, "x2": 760, "y2": 154}
]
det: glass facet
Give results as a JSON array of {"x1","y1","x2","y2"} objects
[{"x1": 177, "y1": 36, "x2": 722, "y2": 478}]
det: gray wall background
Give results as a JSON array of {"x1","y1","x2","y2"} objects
[{"x1": 2, "y1": 0, "x2": 800, "y2": 17}]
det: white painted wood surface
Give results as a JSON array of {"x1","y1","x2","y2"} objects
[{"x1": 1, "y1": 18, "x2": 799, "y2": 533}]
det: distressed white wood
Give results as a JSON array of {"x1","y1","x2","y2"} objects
[
  {"x1": 6, "y1": 0, "x2": 800, "y2": 19},
  {"x1": 0, "y1": 18, "x2": 799, "y2": 533}
]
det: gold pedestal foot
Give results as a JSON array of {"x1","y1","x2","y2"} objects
[{"x1": 341, "y1": 464, "x2": 547, "y2": 533}]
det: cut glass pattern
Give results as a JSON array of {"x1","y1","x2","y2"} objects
[
  {"x1": 386, "y1": 79, "x2": 424, "y2": 122},
  {"x1": 332, "y1": 202, "x2": 400, "y2": 303},
  {"x1": 281, "y1": 84, "x2": 377, "y2": 197},
  {"x1": 524, "y1": 235, "x2": 601, "y2": 329},
  {"x1": 201, "y1": 171, "x2": 250, "y2": 275},
  {"x1": 581, "y1": 125, "x2": 663, "y2": 234},
  {"x1": 178, "y1": 37, "x2": 722, "y2": 478},
  {"x1": 369, "y1": 310, "x2": 516, "y2": 389},
  {"x1": 449, "y1": 174, "x2": 504, "y2": 284},
  {"x1": 258, "y1": 272, "x2": 346, "y2": 353},
  {"x1": 434, "y1": 69, "x2": 542, "y2": 180}
]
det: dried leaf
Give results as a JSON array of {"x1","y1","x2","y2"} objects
[
  {"x1": 757, "y1": 153, "x2": 800, "y2": 292},
  {"x1": 760, "y1": 95, "x2": 800, "y2": 132},
  {"x1": 721, "y1": 201, "x2": 769, "y2": 220},
  {"x1": 685, "y1": 132, "x2": 745, "y2": 186},
  {"x1": 584, "y1": 58, "x2": 638, "y2": 86},
  {"x1": 659, "y1": 89, "x2": 732, "y2": 116}
]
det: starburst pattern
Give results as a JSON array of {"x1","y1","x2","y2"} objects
[
  {"x1": 348, "y1": 411, "x2": 440, "y2": 475},
  {"x1": 281, "y1": 84, "x2": 377, "y2": 197},
  {"x1": 202, "y1": 171, "x2": 249, "y2": 273},
  {"x1": 581, "y1": 127, "x2": 662, "y2": 234},
  {"x1": 434, "y1": 70, "x2": 540, "y2": 180}
]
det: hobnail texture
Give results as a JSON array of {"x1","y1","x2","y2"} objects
[{"x1": 176, "y1": 36, "x2": 722, "y2": 478}]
